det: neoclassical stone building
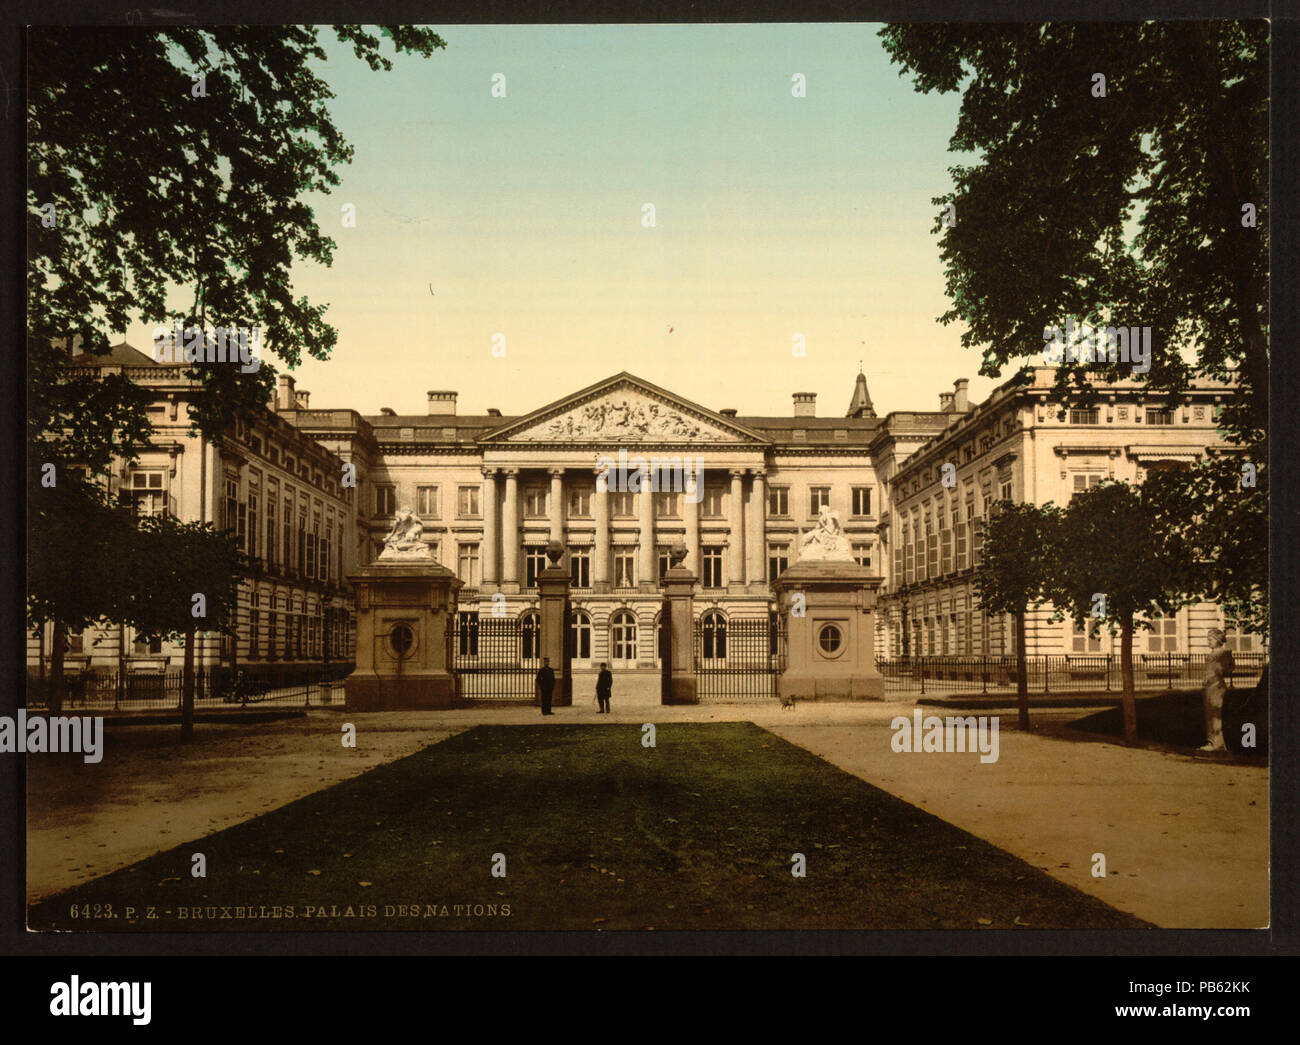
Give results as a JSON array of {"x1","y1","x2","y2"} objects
[
  {"x1": 876, "y1": 367, "x2": 1260, "y2": 660},
  {"x1": 31, "y1": 349, "x2": 1260, "y2": 679},
  {"x1": 276, "y1": 370, "x2": 936, "y2": 672}
]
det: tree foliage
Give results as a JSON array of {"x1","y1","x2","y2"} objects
[{"x1": 878, "y1": 21, "x2": 1268, "y2": 443}]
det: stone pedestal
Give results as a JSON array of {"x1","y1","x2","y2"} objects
[
  {"x1": 661, "y1": 565, "x2": 698, "y2": 705},
  {"x1": 538, "y1": 563, "x2": 571, "y2": 706},
  {"x1": 773, "y1": 561, "x2": 884, "y2": 701},
  {"x1": 345, "y1": 559, "x2": 462, "y2": 711}
]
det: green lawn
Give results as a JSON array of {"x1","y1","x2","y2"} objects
[{"x1": 29, "y1": 722, "x2": 1149, "y2": 931}]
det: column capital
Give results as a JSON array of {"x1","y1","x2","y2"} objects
[
  {"x1": 502, "y1": 467, "x2": 520, "y2": 478},
  {"x1": 548, "y1": 466, "x2": 566, "y2": 477},
  {"x1": 749, "y1": 467, "x2": 767, "y2": 480},
  {"x1": 481, "y1": 466, "x2": 498, "y2": 479},
  {"x1": 729, "y1": 468, "x2": 746, "y2": 479}
]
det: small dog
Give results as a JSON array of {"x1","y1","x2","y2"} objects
[{"x1": 779, "y1": 695, "x2": 797, "y2": 710}]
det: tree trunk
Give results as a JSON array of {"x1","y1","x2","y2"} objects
[
  {"x1": 181, "y1": 622, "x2": 196, "y2": 743},
  {"x1": 49, "y1": 619, "x2": 67, "y2": 714},
  {"x1": 1119, "y1": 615, "x2": 1138, "y2": 745},
  {"x1": 1014, "y1": 607, "x2": 1029, "y2": 731}
]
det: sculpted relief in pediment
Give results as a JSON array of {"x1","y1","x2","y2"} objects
[{"x1": 511, "y1": 392, "x2": 737, "y2": 443}]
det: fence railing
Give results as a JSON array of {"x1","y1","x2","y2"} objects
[
  {"x1": 877, "y1": 653, "x2": 1267, "y2": 696},
  {"x1": 451, "y1": 616, "x2": 535, "y2": 702},
  {"x1": 694, "y1": 617, "x2": 785, "y2": 703},
  {"x1": 25, "y1": 664, "x2": 354, "y2": 711}
]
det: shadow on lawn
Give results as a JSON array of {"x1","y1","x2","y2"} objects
[{"x1": 29, "y1": 722, "x2": 1152, "y2": 932}]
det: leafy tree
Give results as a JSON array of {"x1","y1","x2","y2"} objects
[
  {"x1": 880, "y1": 22, "x2": 1269, "y2": 636},
  {"x1": 973, "y1": 501, "x2": 1062, "y2": 730},
  {"x1": 26, "y1": 471, "x2": 141, "y2": 713},
  {"x1": 123, "y1": 516, "x2": 243, "y2": 742},
  {"x1": 27, "y1": 25, "x2": 444, "y2": 704},
  {"x1": 1048, "y1": 481, "x2": 1187, "y2": 746}
]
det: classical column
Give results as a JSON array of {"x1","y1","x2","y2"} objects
[
  {"x1": 728, "y1": 469, "x2": 745, "y2": 588},
  {"x1": 593, "y1": 466, "x2": 611, "y2": 591},
  {"x1": 549, "y1": 468, "x2": 565, "y2": 544},
  {"x1": 502, "y1": 468, "x2": 520, "y2": 587},
  {"x1": 481, "y1": 467, "x2": 498, "y2": 586},
  {"x1": 638, "y1": 471, "x2": 655, "y2": 589},
  {"x1": 747, "y1": 468, "x2": 766, "y2": 586},
  {"x1": 683, "y1": 470, "x2": 700, "y2": 574}
]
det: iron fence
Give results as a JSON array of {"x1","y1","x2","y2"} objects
[
  {"x1": 694, "y1": 616, "x2": 785, "y2": 703},
  {"x1": 25, "y1": 664, "x2": 354, "y2": 711},
  {"x1": 451, "y1": 615, "x2": 536, "y2": 703},
  {"x1": 877, "y1": 653, "x2": 1267, "y2": 697}
]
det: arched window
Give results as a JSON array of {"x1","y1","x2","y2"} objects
[
  {"x1": 701, "y1": 610, "x2": 727, "y2": 660},
  {"x1": 610, "y1": 610, "x2": 638, "y2": 663},
  {"x1": 520, "y1": 611, "x2": 540, "y2": 662},
  {"x1": 569, "y1": 609, "x2": 592, "y2": 662}
]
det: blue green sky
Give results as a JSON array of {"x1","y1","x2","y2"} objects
[{"x1": 129, "y1": 24, "x2": 994, "y2": 419}]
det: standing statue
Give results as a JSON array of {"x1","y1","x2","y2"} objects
[
  {"x1": 379, "y1": 507, "x2": 431, "y2": 560},
  {"x1": 1200, "y1": 627, "x2": 1235, "y2": 752},
  {"x1": 797, "y1": 505, "x2": 854, "y2": 562}
]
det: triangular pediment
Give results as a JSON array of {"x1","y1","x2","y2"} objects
[{"x1": 481, "y1": 373, "x2": 770, "y2": 445}]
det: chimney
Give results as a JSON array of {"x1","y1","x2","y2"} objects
[
  {"x1": 277, "y1": 374, "x2": 296, "y2": 411},
  {"x1": 294, "y1": 390, "x2": 310, "y2": 410},
  {"x1": 953, "y1": 378, "x2": 970, "y2": 412},
  {"x1": 427, "y1": 391, "x2": 458, "y2": 416},
  {"x1": 939, "y1": 391, "x2": 955, "y2": 412},
  {"x1": 793, "y1": 393, "x2": 817, "y2": 418},
  {"x1": 487, "y1": 408, "x2": 502, "y2": 417},
  {"x1": 720, "y1": 408, "x2": 738, "y2": 417},
  {"x1": 380, "y1": 408, "x2": 396, "y2": 416}
]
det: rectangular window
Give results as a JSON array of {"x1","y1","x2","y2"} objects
[
  {"x1": 1146, "y1": 409, "x2": 1175, "y2": 426},
  {"x1": 458, "y1": 486, "x2": 480, "y2": 518},
  {"x1": 657, "y1": 547, "x2": 671, "y2": 581},
  {"x1": 852, "y1": 542, "x2": 873, "y2": 569},
  {"x1": 283, "y1": 502, "x2": 293, "y2": 572},
  {"x1": 306, "y1": 518, "x2": 318, "y2": 579},
  {"x1": 654, "y1": 491, "x2": 680, "y2": 518},
  {"x1": 266, "y1": 611, "x2": 278, "y2": 659},
  {"x1": 247, "y1": 492, "x2": 259, "y2": 559},
  {"x1": 926, "y1": 530, "x2": 939, "y2": 579},
  {"x1": 940, "y1": 525, "x2": 953, "y2": 575},
  {"x1": 375, "y1": 484, "x2": 396, "y2": 517},
  {"x1": 297, "y1": 508, "x2": 307, "y2": 574},
  {"x1": 1071, "y1": 473, "x2": 1105, "y2": 501},
  {"x1": 416, "y1": 485, "x2": 439, "y2": 518},
  {"x1": 851, "y1": 487, "x2": 872, "y2": 516},
  {"x1": 999, "y1": 478, "x2": 1013, "y2": 501},
  {"x1": 524, "y1": 487, "x2": 547, "y2": 517},
  {"x1": 524, "y1": 546, "x2": 548, "y2": 588},
  {"x1": 767, "y1": 487, "x2": 789, "y2": 517},
  {"x1": 319, "y1": 526, "x2": 330, "y2": 582},
  {"x1": 570, "y1": 549, "x2": 591, "y2": 588},
  {"x1": 702, "y1": 485, "x2": 726, "y2": 518},
  {"x1": 1072, "y1": 620, "x2": 1103, "y2": 653},
  {"x1": 768, "y1": 543, "x2": 790, "y2": 583},
  {"x1": 1069, "y1": 408, "x2": 1100, "y2": 425},
  {"x1": 893, "y1": 540, "x2": 904, "y2": 589},
  {"x1": 337, "y1": 522, "x2": 345, "y2": 580},
  {"x1": 611, "y1": 492, "x2": 636, "y2": 518},
  {"x1": 457, "y1": 543, "x2": 480, "y2": 587},
  {"x1": 809, "y1": 487, "x2": 830, "y2": 516},
  {"x1": 569, "y1": 487, "x2": 591, "y2": 518},
  {"x1": 904, "y1": 523, "x2": 916, "y2": 584},
  {"x1": 1223, "y1": 629, "x2": 1256, "y2": 652},
  {"x1": 702, "y1": 546, "x2": 724, "y2": 589},
  {"x1": 1146, "y1": 615, "x2": 1178, "y2": 652},
  {"x1": 614, "y1": 551, "x2": 636, "y2": 589},
  {"x1": 266, "y1": 495, "x2": 278, "y2": 565}
]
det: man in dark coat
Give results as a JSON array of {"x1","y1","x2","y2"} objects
[
  {"x1": 536, "y1": 657, "x2": 556, "y2": 716},
  {"x1": 596, "y1": 662, "x2": 613, "y2": 714}
]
